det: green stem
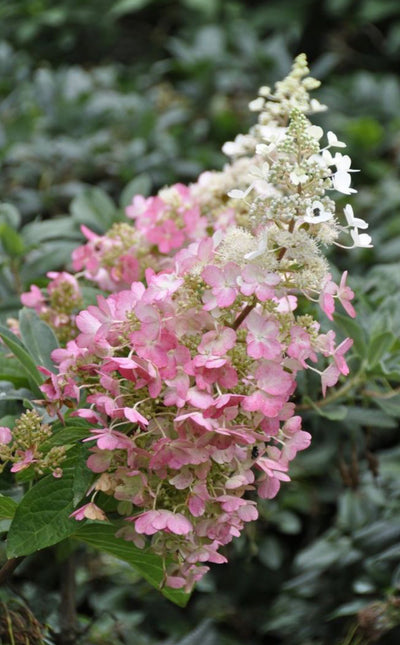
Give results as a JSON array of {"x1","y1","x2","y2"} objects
[
  {"x1": 297, "y1": 368, "x2": 365, "y2": 411},
  {"x1": 9, "y1": 259, "x2": 23, "y2": 295}
]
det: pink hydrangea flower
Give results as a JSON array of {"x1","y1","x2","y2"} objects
[
  {"x1": 0, "y1": 426, "x2": 12, "y2": 444},
  {"x1": 133, "y1": 510, "x2": 193, "y2": 536},
  {"x1": 202, "y1": 263, "x2": 240, "y2": 309}
]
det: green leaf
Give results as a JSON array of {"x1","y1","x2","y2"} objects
[
  {"x1": 42, "y1": 425, "x2": 90, "y2": 448},
  {"x1": 119, "y1": 174, "x2": 152, "y2": 208},
  {"x1": 0, "y1": 414, "x2": 17, "y2": 428},
  {"x1": 337, "y1": 490, "x2": 374, "y2": 532},
  {"x1": 72, "y1": 447, "x2": 95, "y2": 505},
  {"x1": 22, "y1": 217, "x2": 81, "y2": 245},
  {"x1": 345, "y1": 405, "x2": 397, "y2": 428},
  {"x1": 0, "y1": 353, "x2": 30, "y2": 388},
  {"x1": 0, "y1": 381, "x2": 33, "y2": 401},
  {"x1": 74, "y1": 523, "x2": 190, "y2": 607},
  {"x1": 109, "y1": 0, "x2": 153, "y2": 18},
  {"x1": 0, "y1": 203, "x2": 21, "y2": 228},
  {"x1": 0, "y1": 325, "x2": 43, "y2": 396},
  {"x1": 295, "y1": 533, "x2": 360, "y2": 571},
  {"x1": 21, "y1": 241, "x2": 78, "y2": 280},
  {"x1": 334, "y1": 313, "x2": 367, "y2": 356},
  {"x1": 367, "y1": 330, "x2": 395, "y2": 368},
  {"x1": 0, "y1": 494, "x2": 18, "y2": 520},
  {"x1": 71, "y1": 187, "x2": 117, "y2": 233},
  {"x1": 304, "y1": 397, "x2": 347, "y2": 420},
  {"x1": 19, "y1": 308, "x2": 59, "y2": 372},
  {"x1": 375, "y1": 394, "x2": 400, "y2": 417},
  {"x1": 6, "y1": 473, "x2": 76, "y2": 557},
  {"x1": 258, "y1": 536, "x2": 284, "y2": 569},
  {"x1": 0, "y1": 222, "x2": 25, "y2": 256},
  {"x1": 345, "y1": 117, "x2": 384, "y2": 150},
  {"x1": 328, "y1": 600, "x2": 370, "y2": 620},
  {"x1": 6, "y1": 446, "x2": 89, "y2": 557}
]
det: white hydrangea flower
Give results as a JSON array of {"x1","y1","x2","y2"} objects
[
  {"x1": 350, "y1": 228, "x2": 373, "y2": 248},
  {"x1": 309, "y1": 98, "x2": 328, "y2": 113},
  {"x1": 244, "y1": 234, "x2": 268, "y2": 260},
  {"x1": 258, "y1": 85, "x2": 271, "y2": 97},
  {"x1": 249, "y1": 97, "x2": 265, "y2": 112},
  {"x1": 222, "y1": 134, "x2": 253, "y2": 157},
  {"x1": 327, "y1": 131, "x2": 346, "y2": 148},
  {"x1": 332, "y1": 153, "x2": 356, "y2": 173},
  {"x1": 290, "y1": 166, "x2": 309, "y2": 185},
  {"x1": 307, "y1": 125, "x2": 324, "y2": 140},
  {"x1": 304, "y1": 200, "x2": 334, "y2": 224},
  {"x1": 256, "y1": 143, "x2": 274, "y2": 156},
  {"x1": 332, "y1": 171, "x2": 357, "y2": 195},
  {"x1": 343, "y1": 204, "x2": 368, "y2": 229},
  {"x1": 227, "y1": 185, "x2": 254, "y2": 200}
]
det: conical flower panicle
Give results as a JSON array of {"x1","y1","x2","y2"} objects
[{"x1": 14, "y1": 55, "x2": 370, "y2": 591}]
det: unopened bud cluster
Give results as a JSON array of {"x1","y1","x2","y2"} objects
[
  {"x1": 0, "y1": 410, "x2": 66, "y2": 476},
  {"x1": 21, "y1": 271, "x2": 82, "y2": 343}
]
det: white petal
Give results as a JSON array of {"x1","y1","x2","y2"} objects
[
  {"x1": 357, "y1": 233, "x2": 373, "y2": 248},
  {"x1": 343, "y1": 204, "x2": 354, "y2": 225},
  {"x1": 332, "y1": 171, "x2": 357, "y2": 195},
  {"x1": 258, "y1": 85, "x2": 271, "y2": 97},
  {"x1": 222, "y1": 141, "x2": 239, "y2": 156},
  {"x1": 228, "y1": 184, "x2": 253, "y2": 199},
  {"x1": 228, "y1": 189, "x2": 246, "y2": 199},
  {"x1": 310, "y1": 98, "x2": 328, "y2": 112},
  {"x1": 327, "y1": 131, "x2": 346, "y2": 148},
  {"x1": 255, "y1": 143, "x2": 270, "y2": 156},
  {"x1": 333, "y1": 153, "x2": 352, "y2": 172},
  {"x1": 322, "y1": 149, "x2": 334, "y2": 166},
  {"x1": 353, "y1": 217, "x2": 368, "y2": 230},
  {"x1": 244, "y1": 238, "x2": 267, "y2": 260},
  {"x1": 308, "y1": 125, "x2": 324, "y2": 140},
  {"x1": 344, "y1": 204, "x2": 368, "y2": 229},
  {"x1": 304, "y1": 212, "x2": 333, "y2": 224},
  {"x1": 350, "y1": 229, "x2": 373, "y2": 248},
  {"x1": 311, "y1": 200, "x2": 324, "y2": 210},
  {"x1": 249, "y1": 97, "x2": 265, "y2": 112}
]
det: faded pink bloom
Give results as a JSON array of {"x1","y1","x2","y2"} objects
[
  {"x1": 147, "y1": 220, "x2": 185, "y2": 253},
  {"x1": 287, "y1": 326, "x2": 318, "y2": 368},
  {"x1": 0, "y1": 426, "x2": 12, "y2": 444},
  {"x1": 70, "y1": 502, "x2": 107, "y2": 521},
  {"x1": 319, "y1": 273, "x2": 337, "y2": 320},
  {"x1": 193, "y1": 328, "x2": 236, "y2": 369},
  {"x1": 337, "y1": 271, "x2": 356, "y2": 318},
  {"x1": 202, "y1": 263, "x2": 240, "y2": 309},
  {"x1": 21, "y1": 285, "x2": 45, "y2": 312},
  {"x1": 321, "y1": 363, "x2": 341, "y2": 397},
  {"x1": 133, "y1": 510, "x2": 193, "y2": 536},
  {"x1": 47, "y1": 271, "x2": 80, "y2": 298},
  {"x1": 245, "y1": 311, "x2": 281, "y2": 360},
  {"x1": 333, "y1": 337, "x2": 353, "y2": 375},
  {"x1": 10, "y1": 449, "x2": 36, "y2": 472},
  {"x1": 238, "y1": 265, "x2": 279, "y2": 300}
]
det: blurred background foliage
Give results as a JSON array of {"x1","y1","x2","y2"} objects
[{"x1": 1, "y1": 0, "x2": 400, "y2": 643}]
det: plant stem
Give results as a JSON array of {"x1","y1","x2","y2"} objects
[
  {"x1": 9, "y1": 259, "x2": 23, "y2": 295},
  {"x1": 59, "y1": 553, "x2": 78, "y2": 645},
  {"x1": 231, "y1": 298, "x2": 257, "y2": 331},
  {"x1": 0, "y1": 557, "x2": 24, "y2": 586},
  {"x1": 297, "y1": 369, "x2": 364, "y2": 411}
]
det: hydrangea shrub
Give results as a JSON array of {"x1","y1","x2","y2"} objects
[{"x1": 0, "y1": 54, "x2": 371, "y2": 598}]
